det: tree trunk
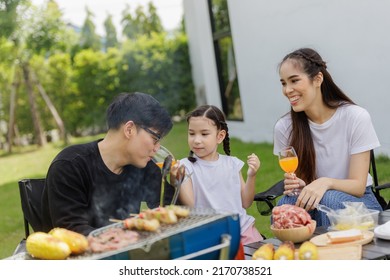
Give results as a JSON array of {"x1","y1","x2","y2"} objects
[
  {"x1": 31, "y1": 71, "x2": 67, "y2": 143},
  {"x1": 0, "y1": 89, "x2": 4, "y2": 150},
  {"x1": 7, "y1": 74, "x2": 19, "y2": 153},
  {"x1": 22, "y1": 63, "x2": 46, "y2": 147}
]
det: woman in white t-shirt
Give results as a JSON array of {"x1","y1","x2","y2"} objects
[
  {"x1": 177, "y1": 105, "x2": 263, "y2": 245},
  {"x1": 274, "y1": 48, "x2": 382, "y2": 227}
]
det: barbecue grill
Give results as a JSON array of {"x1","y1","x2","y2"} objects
[{"x1": 8, "y1": 208, "x2": 241, "y2": 260}]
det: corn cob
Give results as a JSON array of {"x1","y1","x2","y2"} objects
[
  {"x1": 49, "y1": 228, "x2": 89, "y2": 255},
  {"x1": 273, "y1": 241, "x2": 295, "y2": 260},
  {"x1": 26, "y1": 232, "x2": 71, "y2": 260},
  {"x1": 298, "y1": 241, "x2": 319, "y2": 260},
  {"x1": 252, "y1": 243, "x2": 274, "y2": 260}
]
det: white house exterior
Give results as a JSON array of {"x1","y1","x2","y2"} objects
[{"x1": 183, "y1": 0, "x2": 390, "y2": 156}]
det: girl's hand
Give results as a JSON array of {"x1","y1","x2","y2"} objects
[
  {"x1": 283, "y1": 173, "x2": 306, "y2": 196},
  {"x1": 169, "y1": 160, "x2": 180, "y2": 185},
  {"x1": 247, "y1": 153, "x2": 260, "y2": 177}
]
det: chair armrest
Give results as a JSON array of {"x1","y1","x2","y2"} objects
[
  {"x1": 253, "y1": 180, "x2": 284, "y2": 201},
  {"x1": 374, "y1": 183, "x2": 390, "y2": 191}
]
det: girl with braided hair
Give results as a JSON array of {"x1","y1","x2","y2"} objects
[
  {"x1": 177, "y1": 105, "x2": 263, "y2": 244},
  {"x1": 274, "y1": 48, "x2": 382, "y2": 227}
]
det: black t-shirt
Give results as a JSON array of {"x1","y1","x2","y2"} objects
[{"x1": 41, "y1": 140, "x2": 174, "y2": 235}]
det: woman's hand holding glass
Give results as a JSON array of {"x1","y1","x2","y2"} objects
[{"x1": 278, "y1": 146, "x2": 301, "y2": 196}]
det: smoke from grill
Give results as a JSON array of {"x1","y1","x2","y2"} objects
[{"x1": 90, "y1": 161, "x2": 175, "y2": 228}]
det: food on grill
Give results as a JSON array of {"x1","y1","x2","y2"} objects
[
  {"x1": 252, "y1": 243, "x2": 274, "y2": 260},
  {"x1": 123, "y1": 218, "x2": 160, "y2": 232},
  {"x1": 326, "y1": 229, "x2": 363, "y2": 244},
  {"x1": 272, "y1": 204, "x2": 313, "y2": 229},
  {"x1": 298, "y1": 241, "x2": 318, "y2": 260},
  {"x1": 273, "y1": 241, "x2": 295, "y2": 260},
  {"x1": 141, "y1": 207, "x2": 178, "y2": 224},
  {"x1": 166, "y1": 205, "x2": 190, "y2": 218},
  {"x1": 49, "y1": 228, "x2": 89, "y2": 255},
  {"x1": 88, "y1": 227, "x2": 140, "y2": 253},
  {"x1": 26, "y1": 232, "x2": 72, "y2": 260}
]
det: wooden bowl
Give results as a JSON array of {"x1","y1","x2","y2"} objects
[{"x1": 271, "y1": 221, "x2": 317, "y2": 243}]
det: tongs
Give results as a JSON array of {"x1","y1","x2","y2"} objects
[
  {"x1": 159, "y1": 154, "x2": 173, "y2": 207},
  {"x1": 171, "y1": 165, "x2": 185, "y2": 205}
]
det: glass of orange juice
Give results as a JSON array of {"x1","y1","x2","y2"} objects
[
  {"x1": 152, "y1": 145, "x2": 177, "y2": 169},
  {"x1": 278, "y1": 146, "x2": 300, "y2": 196}
]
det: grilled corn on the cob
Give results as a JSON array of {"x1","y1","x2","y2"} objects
[
  {"x1": 273, "y1": 241, "x2": 295, "y2": 260},
  {"x1": 49, "y1": 228, "x2": 89, "y2": 255},
  {"x1": 252, "y1": 243, "x2": 274, "y2": 260},
  {"x1": 26, "y1": 232, "x2": 71, "y2": 260},
  {"x1": 298, "y1": 241, "x2": 318, "y2": 260}
]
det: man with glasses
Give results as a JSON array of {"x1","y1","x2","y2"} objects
[{"x1": 41, "y1": 92, "x2": 173, "y2": 235}]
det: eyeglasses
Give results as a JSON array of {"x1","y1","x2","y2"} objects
[{"x1": 140, "y1": 125, "x2": 161, "y2": 145}]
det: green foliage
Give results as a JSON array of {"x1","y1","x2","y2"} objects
[
  {"x1": 118, "y1": 32, "x2": 195, "y2": 115},
  {"x1": 103, "y1": 14, "x2": 119, "y2": 51},
  {"x1": 0, "y1": 0, "x2": 195, "y2": 147},
  {"x1": 71, "y1": 49, "x2": 108, "y2": 133},
  {"x1": 121, "y1": 4, "x2": 137, "y2": 40},
  {"x1": 145, "y1": 2, "x2": 163, "y2": 35},
  {"x1": 121, "y1": 2, "x2": 163, "y2": 40},
  {"x1": 0, "y1": 0, "x2": 22, "y2": 39},
  {"x1": 25, "y1": 0, "x2": 70, "y2": 55},
  {"x1": 0, "y1": 37, "x2": 16, "y2": 84},
  {"x1": 31, "y1": 52, "x2": 73, "y2": 131},
  {"x1": 79, "y1": 8, "x2": 101, "y2": 51}
]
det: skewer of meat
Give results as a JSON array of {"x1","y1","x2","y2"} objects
[
  {"x1": 123, "y1": 217, "x2": 160, "y2": 231},
  {"x1": 141, "y1": 207, "x2": 178, "y2": 224}
]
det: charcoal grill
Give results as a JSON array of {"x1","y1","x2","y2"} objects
[
  {"x1": 7, "y1": 208, "x2": 240, "y2": 260},
  {"x1": 80, "y1": 208, "x2": 240, "y2": 260}
]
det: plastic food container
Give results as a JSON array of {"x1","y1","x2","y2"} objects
[{"x1": 327, "y1": 209, "x2": 379, "y2": 231}]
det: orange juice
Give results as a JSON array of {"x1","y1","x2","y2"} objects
[
  {"x1": 155, "y1": 160, "x2": 177, "y2": 169},
  {"x1": 279, "y1": 157, "x2": 298, "y2": 173}
]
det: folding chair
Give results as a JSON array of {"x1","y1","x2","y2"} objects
[
  {"x1": 13, "y1": 178, "x2": 46, "y2": 255},
  {"x1": 253, "y1": 149, "x2": 390, "y2": 216},
  {"x1": 18, "y1": 178, "x2": 46, "y2": 238},
  {"x1": 370, "y1": 150, "x2": 390, "y2": 210}
]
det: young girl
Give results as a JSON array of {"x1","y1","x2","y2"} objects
[
  {"x1": 275, "y1": 48, "x2": 382, "y2": 227},
  {"x1": 177, "y1": 105, "x2": 263, "y2": 244}
]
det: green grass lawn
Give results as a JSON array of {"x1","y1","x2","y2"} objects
[{"x1": 1, "y1": 121, "x2": 389, "y2": 259}]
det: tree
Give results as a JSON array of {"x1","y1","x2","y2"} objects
[
  {"x1": 26, "y1": 0, "x2": 70, "y2": 55},
  {"x1": 0, "y1": 0, "x2": 23, "y2": 39},
  {"x1": 121, "y1": 4, "x2": 148, "y2": 40},
  {"x1": 145, "y1": 2, "x2": 163, "y2": 35},
  {"x1": 118, "y1": 32, "x2": 195, "y2": 116},
  {"x1": 121, "y1": 4, "x2": 136, "y2": 40},
  {"x1": 103, "y1": 14, "x2": 118, "y2": 51},
  {"x1": 2, "y1": 0, "x2": 71, "y2": 151},
  {"x1": 79, "y1": 7, "x2": 101, "y2": 51}
]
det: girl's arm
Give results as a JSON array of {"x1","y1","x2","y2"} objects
[
  {"x1": 296, "y1": 150, "x2": 371, "y2": 210},
  {"x1": 241, "y1": 153, "x2": 261, "y2": 208},
  {"x1": 178, "y1": 178, "x2": 195, "y2": 207}
]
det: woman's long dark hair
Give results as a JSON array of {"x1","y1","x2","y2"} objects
[
  {"x1": 186, "y1": 105, "x2": 230, "y2": 163},
  {"x1": 279, "y1": 48, "x2": 355, "y2": 184}
]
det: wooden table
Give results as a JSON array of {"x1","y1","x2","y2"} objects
[{"x1": 244, "y1": 210, "x2": 390, "y2": 260}]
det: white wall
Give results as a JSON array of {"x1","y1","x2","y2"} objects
[{"x1": 184, "y1": 0, "x2": 390, "y2": 156}]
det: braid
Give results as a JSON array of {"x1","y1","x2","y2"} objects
[
  {"x1": 220, "y1": 121, "x2": 231, "y2": 155},
  {"x1": 188, "y1": 150, "x2": 197, "y2": 163},
  {"x1": 295, "y1": 50, "x2": 327, "y2": 69}
]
